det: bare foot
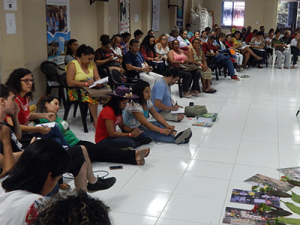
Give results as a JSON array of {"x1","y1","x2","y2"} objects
[
  {"x1": 171, "y1": 130, "x2": 177, "y2": 136},
  {"x1": 135, "y1": 148, "x2": 150, "y2": 165}
]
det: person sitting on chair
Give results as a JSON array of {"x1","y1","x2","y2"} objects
[
  {"x1": 123, "y1": 39, "x2": 162, "y2": 89},
  {"x1": 202, "y1": 36, "x2": 240, "y2": 80}
]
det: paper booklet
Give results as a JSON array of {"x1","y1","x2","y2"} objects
[
  {"x1": 89, "y1": 77, "x2": 109, "y2": 88},
  {"x1": 35, "y1": 122, "x2": 56, "y2": 128},
  {"x1": 171, "y1": 107, "x2": 185, "y2": 114}
]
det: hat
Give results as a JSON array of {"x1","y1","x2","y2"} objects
[{"x1": 108, "y1": 86, "x2": 138, "y2": 99}]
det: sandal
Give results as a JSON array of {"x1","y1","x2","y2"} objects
[
  {"x1": 205, "y1": 89, "x2": 217, "y2": 93},
  {"x1": 136, "y1": 148, "x2": 150, "y2": 165},
  {"x1": 240, "y1": 75, "x2": 250, "y2": 78},
  {"x1": 191, "y1": 90, "x2": 201, "y2": 96},
  {"x1": 183, "y1": 92, "x2": 192, "y2": 98},
  {"x1": 243, "y1": 65, "x2": 249, "y2": 69}
]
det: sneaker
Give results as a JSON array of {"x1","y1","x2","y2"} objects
[
  {"x1": 87, "y1": 176, "x2": 116, "y2": 192},
  {"x1": 140, "y1": 137, "x2": 153, "y2": 145},
  {"x1": 231, "y1": 75, "x2": 240, "y2": 81},
  {"x1": 184, "y1": 131, "x2": 193, "y2": 143},
  {"x1": 175, "y1": 128, "x2": 192, "y2": 144}
]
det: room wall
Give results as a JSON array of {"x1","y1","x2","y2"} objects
[
  {"x1": 204, "y1": 0, "x2": 278, "y2": 33},
  {"x1": 0, "y1": 0, "x2": 25, "y2": 84}
]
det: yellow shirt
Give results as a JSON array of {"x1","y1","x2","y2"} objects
[{"x1": 66, "y1": 60, "x2": 94, "y2": 82}]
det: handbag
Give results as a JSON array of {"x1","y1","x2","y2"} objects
[
  {"x1": 179, "y1": 63, "x2": 199, "y2": 72},
  {"x1": 184, "y1": 105, "x2": 208, "y2": 117}
]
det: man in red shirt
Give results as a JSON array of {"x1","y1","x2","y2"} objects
[{"x1": 202, "y1": 36, "x2": 239, "y2": 80}]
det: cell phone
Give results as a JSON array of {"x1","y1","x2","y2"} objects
[{"x1": 109, "y1": 165, "x2": 123, "y2": 170}]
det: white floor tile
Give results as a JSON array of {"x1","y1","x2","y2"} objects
[
  {"x1": 174, "y1": 175, "x2": 230, "y2": 200},
  {"x1": 109, "y1": 188, "x2": 171, "y2": 217},
  {"x1": 110, "y1": 212, "x2": 157, "y2": 225},
  {"x1": 193, "y1": 147, "x2": 237, "y2": 164},
  {"x1": 160, "y1": 194, "x2": 223, "y2": 224},
  {"x1": 185, "y1": 160, "x2": 234, "y2": 180}
]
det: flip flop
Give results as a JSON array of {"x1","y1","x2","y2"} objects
[
  {"x1": 205, "y1": 89, "x2": 217, "y2": 93},
  {"x1": 240, "y1": 75, "x2": 250, "y2": 78}
]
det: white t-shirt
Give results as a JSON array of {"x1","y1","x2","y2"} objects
[
  {"x1": 154, "y1": 44, "x2": 170, "y2": 57},
  {"x1": 291, "y1": 38, "x2": 298, "y2": 47},
  {"x1": 265, "y1": 37, "x2": 272, "y2": 49},
  {"x1": 123, "y1": 100, "x2": 153, "y2": 128},
  {"x1": 110, "y1": 46, "x2": 122, "y2": 57},
  {"x1": 0, "y1": 183, "x2": 42, "y2": 225}
]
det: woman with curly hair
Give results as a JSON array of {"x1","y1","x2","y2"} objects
[{"x1": 31, "y1": 190, "x2": 111, "y2": 225}]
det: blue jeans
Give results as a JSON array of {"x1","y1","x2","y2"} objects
[
  {"x1": 33, "y1": 124, "x2": 69, "y2": 146},
  {"x1": 139, "y1": 121, "x2": 184, "y2": 144},
  {"x1": 215, "y1": 53, "x2": 235, "y2": 77},
  {"x1": 98, "y1": 133, "x2": 148, "y2": 149}
]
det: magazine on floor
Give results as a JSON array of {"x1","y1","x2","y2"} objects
[
  {"x1": 230, "y1": 189, "x2": 280, "y2": 207},
  {"x1": 244, "y1": 174, "x2": 294, "y2": 192},
  {"x1": 277, "y1": 166, "x2": 300, "y2": 181},
  {"x1": 223, "y1": 207, "x2": 277, "y2": 224}
]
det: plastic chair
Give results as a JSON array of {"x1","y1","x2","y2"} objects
[
  {"x1": 40, "y1": 61, "x2": 66, "y2": 107},
  {"x1": 110, "y1": 69, "x2": 142, "y2": 91}
]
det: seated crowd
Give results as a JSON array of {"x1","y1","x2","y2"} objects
[{"x1": 0, "y1": 23, "x2": 299, "y2": 224}]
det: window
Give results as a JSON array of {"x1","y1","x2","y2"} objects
[{"x1": 221, "y1": 1, "x2": 245, "y2": 29}]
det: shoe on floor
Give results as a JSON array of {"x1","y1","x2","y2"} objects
[
  {"x1": 87, "y1": 176, "x2": 116, "y2": 192},
  {"x1": 175, "y1": 128, "x2": 192, "y2": 144},
  {"x1": 231, "y1": 75, "x2": 240, "y2": 81},
  {"x1": 184, "y1": 131, "x2": 193, "y2": 143},
  {"x1": 183, "y1": 92, "x2": 192, "y2": 98}
]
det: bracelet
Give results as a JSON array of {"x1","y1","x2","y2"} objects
[
  {"x1": 160, "y1": 129, "x2": 163, "y2": 133},
  {"x1": 85, "y1": 82, "x2": 88, "y2": 87},
  {"x1": 129, "y1": 133, "x2": 132, "y2": 137}
]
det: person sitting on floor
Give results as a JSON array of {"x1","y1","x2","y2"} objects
[
  {"x1": 123, "y1": 80, "x2": 192, "y2": 144},
  {"x1": 31, "y1": 190, "x2": 111, "y2": 225},
  {"x1": 95, "y1": 86, "x2": 152, "y2": 149},
  {"x1": 123, "y1": 39, "x2": 162, "y2": 89},
  {"x1": 151, "y1": 67, "x2": 184, "y2": 122},
  {"x1": 37, "y1": 96, "x2": 149, "y2": 165},
  {"x1": 5, "y1": 68, "x2": 69, "y2": 148},
  {"x1": 0, "y1": 139, "x2": 116, "y2": 224},
  {"x1": 202, "y1": 36, "x2": 240, "y2": 80}
]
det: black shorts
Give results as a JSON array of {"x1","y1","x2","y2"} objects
[{"x1": 66, "y1": 145, "x2": 84, "y2": 177}]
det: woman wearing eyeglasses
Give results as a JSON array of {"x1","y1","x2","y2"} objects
[{"x1": 5, "y1": 68, "x2": 69, "y2": 148}]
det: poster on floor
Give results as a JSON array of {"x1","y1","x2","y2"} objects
[
  {"x1": 46, "y1": 0, "x2": 70, "y2": 65},
  {"x1": 278, "y1": 166, "x2": 300, "y2": 181},
  {"x1": 223, "y1": 207, "x2": 276, "y2": 224},
  {"x1": 119, "y1": 0, "x2": 130, "y2": 34},
  {"x1": 152, "y1": 0, "x2": 160, "y2": 31},
  {"x1": 244, "y1": 174, "x2": 294, "y2": 192},
  {"x1": 230, "y1": 189, "x2": 280, "y2": 207},
  {"x1": 176, "y1": 0, "x2": 184, "y2": 29}
]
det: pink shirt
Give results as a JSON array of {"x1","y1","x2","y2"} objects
[{"x1": 172, "y1": 50, "x2": 187, "y2": 62}]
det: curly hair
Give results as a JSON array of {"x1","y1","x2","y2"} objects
[
  {"x1": 5, "y1": 68, "x2": 35, "y2": 99},
  {"x1": 32, "y1": 190, "x2": 111, "y2": 225}
]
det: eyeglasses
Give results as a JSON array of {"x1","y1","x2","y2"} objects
[{"x1": 20, "y1": 79, "x2": 34, "y2": 84}]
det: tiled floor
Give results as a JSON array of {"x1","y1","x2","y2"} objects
[{"x1": 61, "y1": 67, "x2": 300, "y2": 224}]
